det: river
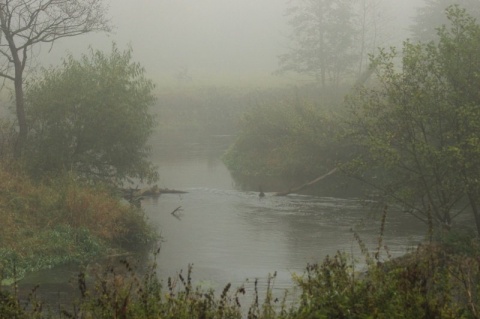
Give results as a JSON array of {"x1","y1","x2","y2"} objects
[
  {"x1": 17, "y1": 130, "x2": 428, "y2": 307},
  {"x1": 142, "y1": 131, "x2": 427, "y2": 292}
]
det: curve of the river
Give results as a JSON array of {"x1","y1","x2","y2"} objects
[
  {"x1": 16, "y1": 131, "x2": 429, "y2": 306},
  {"x1": 144, "y1": 132, "x2": 427, "y2": 292}
]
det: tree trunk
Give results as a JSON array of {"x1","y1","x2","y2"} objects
[
  {"x1": 275, "y1": 167, "x2": 337, "y2": 196},
  {"x1": 3, "y1": 28, "x2": 27, "y2": 158},
  {"x1": 14, "y1": 74, "x2": 26, "y2": 158}
]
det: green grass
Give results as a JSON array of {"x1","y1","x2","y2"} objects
[
  {"x1": 0, "y1": 166, "x2": 157, "y2": 284},
  {"x1": 2, "y1": 230, "x2": 480, "y2": 318}
]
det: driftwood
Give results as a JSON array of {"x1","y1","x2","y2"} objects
[
  {"x1": 171, "y1": 206, "x2": 182, "y2": 220},
  {"x1": 122, "y1": 185, "x2": 187, "y2": 199},
  {"x1": 140, "y1": 187, "x2": 187, "y2": 196},
  {"x1": 275, "y1": 167, "x2": 338, "y2": 196},
  {"x1": 171, "y1": 206, "x2": 182, "y2": 215}
]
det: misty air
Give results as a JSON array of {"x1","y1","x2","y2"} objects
[{"x1": 1, "y1": 0, "x2": 480, "y2": 318}]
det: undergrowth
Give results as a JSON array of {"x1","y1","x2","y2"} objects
[
  {"x1": 2, "y1": 208, "x2": 480, "y2": 318},
  {"x1": 0, "y1": 166, "x2": 157, "y2": 283}
]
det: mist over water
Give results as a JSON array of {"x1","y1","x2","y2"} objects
[
  {"x1": 12, "y1": 0, "x2": 447, "y2": 308},
  {"x1": 142, "y1": 132, "x2": 427, "y2": 291}
]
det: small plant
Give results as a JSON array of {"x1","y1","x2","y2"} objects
[
  {"x1": 61, "y1": 258, "x2": 246, "y2": 319},
  {"x1": 0, "y1": 290, "x2": 26, "y2": 319}
]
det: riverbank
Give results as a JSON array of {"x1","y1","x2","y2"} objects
[
  {"x1": 0, "y1": 165, "x2": 157, "y2": 285},
  {"x1": 2, "y1": 235, "x2": 480, "y2": 318},
  {"x1": 1, "y1": 162, "x2": 479, "y2": 318}
]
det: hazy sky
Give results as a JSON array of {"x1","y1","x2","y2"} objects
[{"x1": 43, "y1": 0, "x2": 424, "y2": 86}]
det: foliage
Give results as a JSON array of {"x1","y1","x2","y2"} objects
[
  {"x1": 278, "y1": 0, "x2": 359, "y2": 88},
  {"x1": 292, "y1": 211, "x2": 480, "y2": 318},
  {"x1": 1, "y1": 207, "x2": 480, "y2": 317},
  {"x1": 0, "y1": 290, "x2": 27, "y2": 319},
  {"x1": 291, "y1": 244, "x2": 479, "y2": 318},
  {"x1": 0, "y1": 225, "x2": 106, "y2": 280},
  {"x1": 0, "y1": 166, "x2": 157, "y2": 283},
  {"x1": 344, "y1": 6, "x2": 480, "y2": 235},
  {"x1": 410, "y1": 1, "x2": 480, "y2": 42},
  {"x1": 0, "y1": 118, "x2": 16, "y2": 160},
  {"x1": 223, "y1": 100, "x2": 344, "y2": 179},
  {"x1": 0, "y1": 0, "x2": 110, "y2": 157},
  {"x1": 3, "y1": 236, "x2": 480, "y2": 318},
  {"x1": 68, "y1": 262, "x2": 249, "y2": 319},
  {"x1": 25, "y1": 45, "x2": 158, "y2": 184}
]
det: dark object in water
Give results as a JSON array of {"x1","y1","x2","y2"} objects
[
  {"x1": 171, "y1": 206, "x2": 182, "y2": 220},
  {"x1": 122, "y1": 185, "x2": 187, "y2": 199},
  {"x1": 259, "y1": 186, "x2": 265, "y2": 198}
]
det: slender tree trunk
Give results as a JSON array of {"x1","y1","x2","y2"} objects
[
  {"x1": 1, "y1": 18, "x2": 27, "y2": 158},
  {"x1": 0, "y1": 0, "x2": 110, "y2": 159},
  {"x1": 275, "y1": 167, "x2": 337, "y2": 196},
  {"x1": 14, "y1": 73, "x2": 26, "y2": 158}
]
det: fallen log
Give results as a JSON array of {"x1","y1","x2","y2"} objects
[
  {"x1": 122, "y1": 185, "x2": 187, "y2": 199},
  {"x1": 275, "y1": 167, "x2": 338, "y2": 196},
  {"x1": 140, "y1": 187, "x2": 188, "y2": 196}
]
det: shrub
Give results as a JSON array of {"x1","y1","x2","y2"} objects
[
  {"x1": 25, "y1": 44, "x2": 158, "y2": 184},
  {"x1": 223, "y1": 100, "x2": 344, "y2": 179}
]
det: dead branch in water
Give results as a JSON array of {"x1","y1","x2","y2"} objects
[
  {"x1": 171, "y1": 206, "x2": 182, "y2": 215},
  {"x1": 275, "y1": 167, "x2": 338, "y2": 196},
  {"x1": 171, "y1": 206, "x2": 183, "y2": 220}
]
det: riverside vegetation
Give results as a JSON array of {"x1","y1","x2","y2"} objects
[
  {"x1": 2, "y1": 212, "x2": 480, "y2": 318},
  {"x1": 0, "y1": 44, "x2": 160, "y2": 315},
  {"x1": 2, "y1": 4, "x2": 480, "y2": 319},
  {"x1": 0, "y1": 166, "x2": 157, "y2": 284},
  {"x1": 225, "y1": 7, "x2": 480, "y2": 235}
]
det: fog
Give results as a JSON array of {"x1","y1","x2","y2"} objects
[
  {"x1": 9, "y1": 1, "x2": 476, "y2": 312},
  {"x1": 41, "y1": 0, "x2": 424, "y2": 87}
]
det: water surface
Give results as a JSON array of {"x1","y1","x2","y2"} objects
[
  {"x1": 17, "y1": 131, "x2": 428, "y2": 305},
  {"x1": 144, "y1": 132, "x2": 427, "y2": 291}
]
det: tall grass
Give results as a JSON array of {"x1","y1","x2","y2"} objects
[
  {"x1": 3, "y1": 228, "x2": 480, "y2": 318},
  {"x1": 2, "y1": 192, "x2": 480, "y2": 318},
  {"x1": 0, "y1": 167, "x2": 156, "y2": 282}
]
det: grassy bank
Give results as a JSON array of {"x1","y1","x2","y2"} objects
[
  {"x1": 0, "y1": 169, "x2": 478, "y2": 318},
  {"x1": 2, "y1": 231, "x2": 480, "y2": 318},
  {"x1": 0, "y1": 165, "x2": 157, "y2": 284}
]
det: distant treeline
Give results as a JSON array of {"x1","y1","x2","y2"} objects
[{"x1": 152, "y1": 84, "x2": 348, "y2": 136}]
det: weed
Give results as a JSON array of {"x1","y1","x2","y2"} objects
[{"x1": 0, "y1": 166, "x2": 156, "y2": 285}]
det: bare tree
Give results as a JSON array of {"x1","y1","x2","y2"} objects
[
  {"x1": 356, "y1": 0, "x2": 386, "y2": 75},
  {"x1": 0, "y1": 0, "x2": 110, "y2": 157}
]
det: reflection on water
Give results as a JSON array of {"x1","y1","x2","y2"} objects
[
  {"x1": 16, "y1": 131, "x2": 428, "y2": 304},
  {"x1": 143, "y1": 191, "x2": 425, "y2": 291},
  {"x1": 143, "y1": 132, "x2": 427, "y2": 292}
]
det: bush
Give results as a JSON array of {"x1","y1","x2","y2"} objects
[
  {"x1": 0, "y1": 290, "x2": 26, "y2": 319},
  {"x1": 2, "y1": 240, "x2": 480, "y2": 318},
  {"x1": 25, "y1": 44, "x2": 158, "y2": 183},
  {"x1": 223, "y1": 100, "x2": 344, "y2": 179}
]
